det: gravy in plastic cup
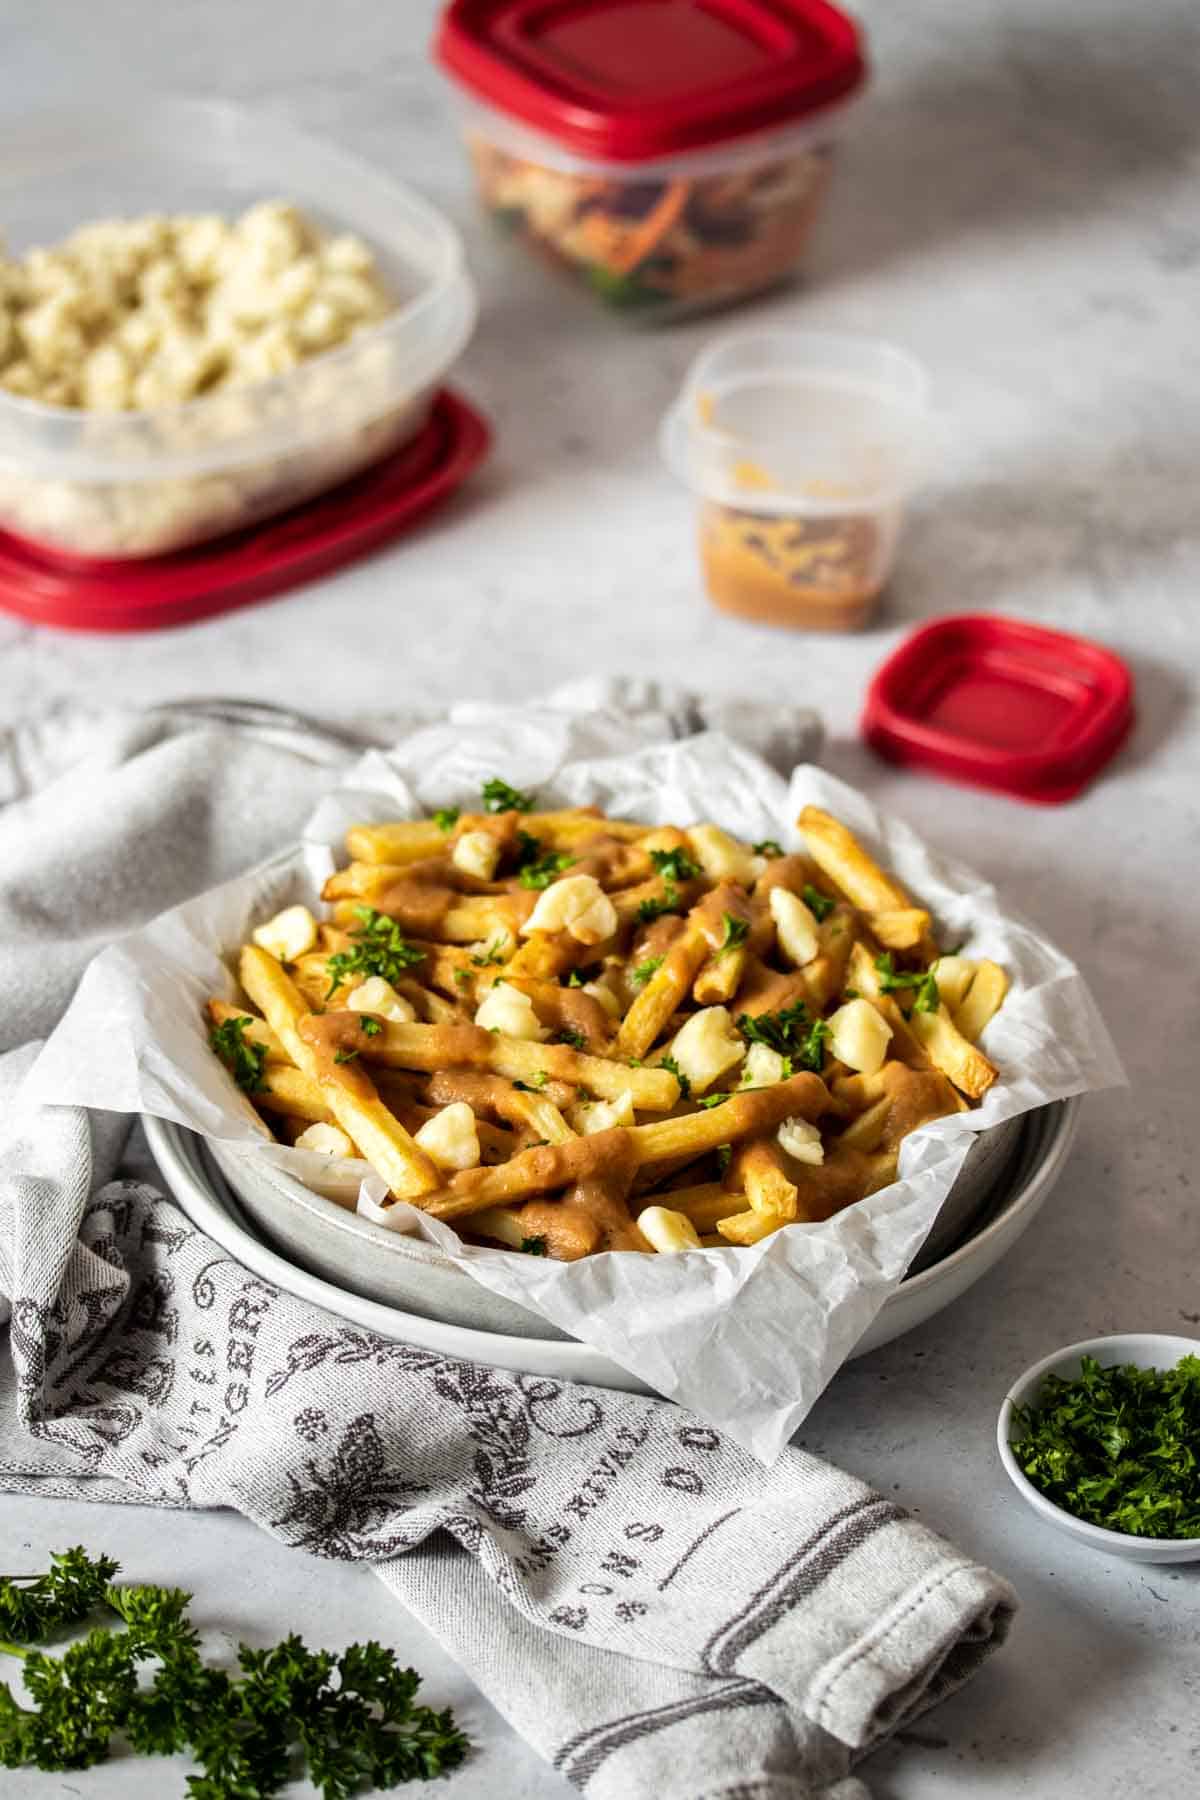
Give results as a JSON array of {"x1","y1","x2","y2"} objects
[{"x1": 662, "y1": 331, "x2": 931, "y2": 630}]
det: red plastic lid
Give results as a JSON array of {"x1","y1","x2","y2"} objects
[
  {"x1": 862, "y1": 615, "x2": 1135, "y2": 804},
  {"x1": 435, "y1": 0, "x2": 866, "y2": 162},
  {"x1": 0, "y1": 390, "x2": 490, "y2": 634}
]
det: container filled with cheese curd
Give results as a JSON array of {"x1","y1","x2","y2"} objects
[{"x1": 661, "y1": 331, "x2": 932, "y2": 631}]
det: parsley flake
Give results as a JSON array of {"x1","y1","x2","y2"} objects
[
  {"x1": 324, "y1": 906, "x2": 424, "y2": 1000},
  {"x1": 433, "y1": 806, "x2": 460, "y2": 832},
  {"x1": 359, "y1": 1016, "x2": 383, "y2": 1037},
  {"x1": 802, "y1": 884, "x2": 835, "y2": 923},
  {"x1": 515, "y1": 831, "x2": 576, "y2": 890},
  {"x1": 649, "y1": 847, "x2": 701, "y2": 884},
  {"x1": 738, "y1": 1000, "x2": 830, "y2": 1072},
  {"x1": 874, "y1": 953, "x2": 940, "y2": 1013},
  {"x1": 481, "y1": 777, "x2": 534, "y2": 814},
  {"x1": 521, "y1": 1235, "x2": 549, "y2": 1256},
  {"x1": 630, "y1": 955, "x2": 664, "y2": 989},
  {"x1": 659, "y1": 1054, "x2": 691, "y2": 1100},
  {"x1": 754, "y1": 839, "x2": 783, "y2": 858},
  {"x1": 555, "y1": 1026, "x2": 587, "y2": 1050},
  {"x1": 717, "y1": 912, "x2": 750, "y2": 958},
  {"x1": 209, "y1": 1016, "x2": 267, "y2": 1093},
  {"x1": 715, "y1": 1144, "x2": 732, "y2": 1176},
  {"x1": 470, "y1": 939, "x2": 508, "y2": 968},
  {"x1": 334, "y1": 1047, "x2": 360, "y2": 1065}
]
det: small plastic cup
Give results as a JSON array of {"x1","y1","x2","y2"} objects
[{"x1": 661, "y1": 330, "x2": 931, "y2": 631}]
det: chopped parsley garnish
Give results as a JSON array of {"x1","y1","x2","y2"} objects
[
  {"x1": 566, "y1": 963, "x2": 602, "y2": 988},
  {"x1": 334, "y1": 1047, "x2": 360, "y2": 1065},
  {"x1": 433, "y1": 806, "x2": 460, "y2": 832},
  {"x1": 637, "y1": 891, "x2": 679, "y2": 925},
  {"x1": 521, "y1": 1235, "x2": 549, "y2": 1256},
  {"x1": 453, "y1": 968, "x2": 472, "y2": 988},
  {"x1": 754, "y1": 839, "x2": 783, "y2": 858},
  {"x1": 630, "y1": 955, "x2": 664, "y2": 989},
  {"x1": 717, "y1": 912, "x2": 750, "y2": 958},
  {"x1": 481, "y1": 777, "x2": 534, "y2": 814},
  {"x1": 209, "y1": 1016, "x2": 266, "y2": 1093},
  {"x1": 802, "y1": 884, "x2": 835, "y2": 923},
  {"x1": 0, "y1": 1546, "x2": 468, "y2": 1787},
  {"x1": 659, "y1": 1054, "x2": 691, "y2": 1100},
  {"x1": 874, "y1": 953, "x2": 940, "y2": 1013},
  {"x1": 359, "y1": 1016, "x2": 383, "y2": 1037},
  {"x1": 1010, "y1": 1355, "x2": 1200, "y2": 1538},
  {"x1": 738, "y1": 1000, "x2": 830, "y2": 1072},
  {"x1": 324, "y1": 906, "x2": 424, "y2": 999},
  {"x1": 515, "y1": 831, "x2": 576, "y2": 890},
  {"x1": 513, "y1": 1071, "x2": 549, "y2": 1093},
  {"x1": 555, "y1": 1026, "x2": 587, "y2": 1050},
  {"x1": 470, "y1": 938, "x2": 508, "y2": 967},
  {"x1": 696, "y1": 1092, "x2": 731, "y2": 1110},
  {"x1": 649, "y1": 847, "x2": 701, "y2": 884},
  {"x1": 715, "y1": 1145, "x2": 732, "y2": 1176}
]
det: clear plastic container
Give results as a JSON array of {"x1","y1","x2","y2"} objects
[
  {"x1": 661, "y1": 331, "x2": 932, "y2": 631},
  {"x1": 453, "y1": 96, "x2": 844, "y2": 320},
  {"x1": 435, "y1": 0, "x2": 866, "y2": 322},
  {"x1": 0, "y1": 100, "x2": 477, "y2": 559}
]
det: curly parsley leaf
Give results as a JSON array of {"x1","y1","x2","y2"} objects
[
  {"x1": 801, "y1": 884, "x2": 835, "y2": 923},
  {"x1": 359, "y1": 1017, "x2": 383, "y2": 1038},
  {"x1": 714, "y1": 1145, "x2": 732, "y2": 1177},
  {"x1": 209, "y1": 1017, "x2": 267, "y2": 1093},
  {"x1": 555, "y1": 1026, "x2": 587, "y2": 1050},
  {"x1": 1010, "y1": 1355, "x2": 1200, "y2": 1539},
  {"x1": 753, "y1": 839, "x2": 783, "y2": 858},
  {"x1": 648, "y1": 848, "x2": 701, "y2": 884},
  {"x1": 717, "y1": 912, "x2": 750, "y2": 958},
  {"x1": 514, "y1": 831, "x2": 576, "y2": 891},
  {"x1": 0, "y1": 1550, "x2": 468, "y2": 1789},
  {"x1": 325, "y1": 907, "x2": 425, "y2": 1000},
  {"x1": 481, "y1": 777, "x2": 534, "y2": 814},
  {"x1": 630, "y1": 955, "x2": 664, "y2": 990},
  {"x1": 873, "y1": 953, "x2": 940, "y2": 1014},
  {"x1": 658, "y1": 1054, "x2": 691, "y2": 1100},
  {"x1": 738, "y1": 1000, "x2": 829, "y2": 1072},
  {"x1": 432, "y1": 807, "x2": 459, "y2": 833},
  {"x1": 520, "y1": 1236, "x2": 548, "y2": 1256}
]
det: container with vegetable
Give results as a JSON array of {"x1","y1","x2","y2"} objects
[{"x1": 434, "y1": 0, "x2": 866, "y2": 320}]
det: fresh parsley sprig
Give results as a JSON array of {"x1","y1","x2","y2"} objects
[
  {"x1": 873, "y1": 953, "x2": 940, "y2": 1014},
  {"x1": 325, "y1": 907, "x2": 425, "y2": 1000},
  {"x1": 0, "y1": 1550, "x2": 468, "y2": 1791},
  {"x1": 481, "y1": 778, "x2": 534, "y2": 814},
  {"x1": 738, "y1": 1000, "x2": 830, "y2": 1073},
  {"x1": 801, "y1": 884, "x2": 835, "y2": 923},
  {"x1": 717, "y1": 913, "x2": 750, "y2": 958},
  {"x1": 209, "y1": 1017, "x2": 267, "y2": 1093},
  {"x1": 630, "y1": 955, "x2": 664, "y2": 990},
  {"x1": 432, "y1": 807, "x2": 459, "y2": 833},
  {"x1": 514, "y1": 831, "x2": 575, "y2": 891}
]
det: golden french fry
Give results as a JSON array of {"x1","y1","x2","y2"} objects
[
  {"x1": 799, "y1": 806, "x2": 912, "y2": 912},
  {"x1": 845, "y1": 942, "x2": 933, "y2": 1069},
  {"x1": 866, "y1": 908, "x2": 932, "y2": 952},
  {"x1": 909, "y1": 1006, "x2": 999, "y2": 1099},
  {"x1": 953, "y1": 960, "x2": 1009, "y2": 1044},
  {"x1": 836, "y1": 1094, "x2": 892, "y2": 1152},
  {"x1": 504, "y1": 1089, "x2": 576, "y2": 1146},
  {"x1": 467, "y1": 1205, "x2": 531, "y2": 1249},
  {"x1": 803, "y1": 903, "x2": 858, "y2": 1010},
  {"x1": 346, "y1": 820, "x2": 450, "y2": 865},
  {"x1": 616, "y1": 926, "x2": 708, "y2": 1059},
  {"x1": 254, "y1": 1064, "x2": 334, "y2": 1124},
  {"x1": 716, "y1": 1207, "x2": 787, "y2": 1246},
  {"x1": 656, "y1": 1182, "x2": 747, "y2": 1231},
  {"x1": 238, "y1": 946, "x2": 440, "y2": 1201},
  {"x1": 631, "y1": 1071, "x2": 830, "y2": 1168},
  {"x1": 730, "y1": 1137, "x2": 798, "y2": 1220},
  {"x1": 692, "y1": 945, "x2": 747, "y2": 1005}
]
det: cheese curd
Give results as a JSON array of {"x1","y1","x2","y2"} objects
[
  {"x1": 522, "y1": 874, "x2": 618, "y2": 946},
  {"x1": 414, "y1": 1101, "x2": 481, "y2": 1173},
  {"x1": 0, "y1": 203, "x2": 394, "y2": 411},
  {"x1": 347, "y1": 977, "x2": 418, "y2": 1025},
  {"x1": 668, "y1": 1005, "x2": 746, "y2": 1095},
  {"x1": 474, "y1": 982, "x2": 547, "y2": 1042}
]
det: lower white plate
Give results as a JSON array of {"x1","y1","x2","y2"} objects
[{"x1": 144, "y1": 1097, "x2": 1080, "y2": 1395}]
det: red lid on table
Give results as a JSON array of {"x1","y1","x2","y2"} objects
[
  {"x1": 862, "y1": 615, "x2": 1135, "y2": 804},
  {"x1": 0, "y1": 389, "x2": 490, "y2": 634},
  {"x1": 434, "y1": 0, "x2": 866, "y2": 163}
]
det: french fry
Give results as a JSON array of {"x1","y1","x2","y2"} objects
[
  {"x1": 866, "y1": 908, "x2": 933, "y2": 952},
  {"x1": 616, "y1": 925, "x2": 709, "y2": 1059},
  {"x1": 504, "y1": 1089, "x2": 576, "y2": 1146},
  {"x1": 909, "y1": 1006, "x2": 999, "y2": 1099},
  {"x1": 238, "y1": 946, "x2": 440, "y2": 1202},
  {"x1": 799, "y1": 807, "x2": 913, "y2": 912},
  {"x1": 357, "y1": 1017, "x2": 679, "y2": 1109},
  {"x1": 254, "y1": 1064, "x2": 334, "y2": 1124},
  {"x1": 836, "y1": 1094, "x2": 892, "y2": 1152},
  {"x1": 803, "y1": 903, "x2": 858, "y2": 1010},
  {"x1": 693, "y1": 946, "x2": 747, "y2": 1005},
  {"x1": 658, "y1": 1182, "x2": 747, "y2": 1231},
  {"x1": 730, "y1": 1137, "x2": 798, "y2": 1220},
  {"x1": 716, "y1": 1208, "x2": 787, "y2": 1246},
  {"x1": 346, "y1": 820, "x2": 450, "y2": 865},
  {"x1": 419, "y1": 1129, "x2": 638, "y2": 1222},
  {"x1": 329, "y1": 893, "x2": 530, "y2": 945},
  {"x1": 845, "y1": 942, "x2": 933, "y2": 1069},
  {"x1": 953, "y1": 960, "x2": 1009, "y2": 1044},
  {"x1": 467, "y1": 1205, "x2": 531, "y2": 1249},
  {"x1": 631, "y1": 1071, "x2": 830, "y2": 1168}
]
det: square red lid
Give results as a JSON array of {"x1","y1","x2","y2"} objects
[
  {"x1": 435, "y1": 0, "x2": 866, "y2": 163},
  {"x1": 862, "y1": 615, "x2": 1135, "y2": 804}
]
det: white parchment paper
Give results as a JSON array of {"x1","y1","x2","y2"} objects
[{"x1": 26, "y1": 711, "x2": 1124, "y2": 1461}]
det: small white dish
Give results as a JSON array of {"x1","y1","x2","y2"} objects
[{"x1": 997, "y1": 1333, "x2": 1200, "y2": 1564}]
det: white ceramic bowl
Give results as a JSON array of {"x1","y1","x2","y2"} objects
[{"x1": 997, "y1": 1333, "x2": 1200, "y2": 1564}]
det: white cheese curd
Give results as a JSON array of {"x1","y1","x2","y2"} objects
[
  {"x1": 669, "y1": 1005, "x2": 746, "y2": 1095},
  {"x1": 414, "y1": 1102, "x2": 480, "y2": 1172},
  {"x1": 452, "y1": 830, "x2": 501, "y2": 882},
  {"x1": 251, "y1": 903, "x2": 317, "y2": 963},
  {"x1": 827, "y1": 998, "x2": 892, "y2": 1075},
  {"x1": 686, "y1": 822, "x2": 762, "y2": 887},
  {"x1": 932, "y1": 955, "x2": 978, "y2": 1011},
  {"x1": 567, "y1": 1090, "x2": 636, "y2": 1136},
  {"x1": 474, "y1": 982, "x2": 547, "y2": 1041},
  {"x1": 347, "y1": 976, "x2": 417, "y2": 1024},
  {"x1": 740, "y1": 1042, "x2": 788, "y2": 1088},
  {"x1": 777, "y1": 1117, "x2": 825, "y2": 1166},
  {"x1": 294, "y1": 1123, "x2": 355, "y2": 1157},
  {"x1": 769, "y1": 887, "x2": 821, "y2": 967},
  {"x1": 637, "y1": 1205, "x2": 703, "y2": 1253},
  {"x1": 521, "y1": 874, "x2": 618, "y2": 946}
]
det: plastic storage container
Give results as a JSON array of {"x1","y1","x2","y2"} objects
[
  {"x1": 0, "y1": 100, "x2": 477, "y2": 558},
  {"x1": 434, "y1": 0, "x2": 866, "y2": 320},
  {"x1": 661, "y1": 330, "x2": 931, "y2": 630}
]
